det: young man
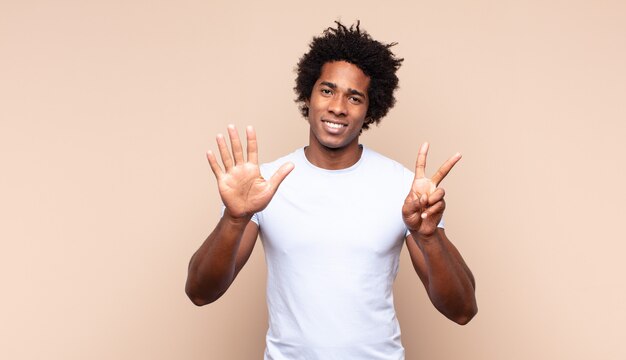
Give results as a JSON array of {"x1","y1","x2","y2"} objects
[{"x1": 186, "y1": 21, "x2": 477, "y2": 359}]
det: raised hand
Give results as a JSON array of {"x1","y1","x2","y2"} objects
[
  {"x1": 207, "y1": 125, "x2": 294, "y2": 220},
  {"x1": 402, "y1": 142, "x2": 461, "y2": 236}
]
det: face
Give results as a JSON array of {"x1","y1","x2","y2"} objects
[{"x1": 306, "y1": 61, "x2": 370, "y2": 151}]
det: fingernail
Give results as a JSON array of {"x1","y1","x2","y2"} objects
[{"x1": 421, "y1": 213, "x2": 427, "y2": 219}]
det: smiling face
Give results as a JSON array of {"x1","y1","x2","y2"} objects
[{"x1": 306, "y1": 61, "x2": 370, "y2": 157}]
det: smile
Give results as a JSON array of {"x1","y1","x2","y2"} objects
[{"x1": 322, "y1": 120, "x2": 347, "y2": 129}]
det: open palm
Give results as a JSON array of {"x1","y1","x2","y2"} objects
[{"x1": 207, "y1": 125, "x2": 294, "y2": 220}]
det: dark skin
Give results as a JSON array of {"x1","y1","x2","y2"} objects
[
  {"x1": 402, "y1": 141, "x2": 477, "y2": 324},
  {"x1": 186, "y1": 61, "x2": 477, "y2": 324},
  {"x1": 185, "y1": 125, "x2": 293, "y2": 304}
]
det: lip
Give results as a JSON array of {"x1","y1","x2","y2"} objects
[
  {"x1": 321, "y1": 119, "x2": 348, "y2": 134},
  {"x1": 321, "y1": 118, "x2": 347, "y2": 126}
]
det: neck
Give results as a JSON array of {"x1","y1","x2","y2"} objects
[{"x1": 304, "y1": 138, "x2": 363, "y2": 170}]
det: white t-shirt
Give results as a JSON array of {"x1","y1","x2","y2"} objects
[{"x1": 250, "y1": 146, "x2": 442, "y2": 360}]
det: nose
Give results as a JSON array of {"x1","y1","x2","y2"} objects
[{"x1": 328, "y1": 95, "x2": 347, "y2": 116}]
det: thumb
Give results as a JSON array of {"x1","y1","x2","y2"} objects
[{"x1": 268, "y1": 162, "x2": 295, "y2": 193}]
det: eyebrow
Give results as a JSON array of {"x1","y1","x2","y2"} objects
[{"x1": 320, "y1": 81, "x2": 366, "y2": 99}]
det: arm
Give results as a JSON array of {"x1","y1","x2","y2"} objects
[
  {"x1": 402, "y1": 143, "x2": 477, "y2": 324},
  {"x1": 186, "y1": 215, "x2": 259, "y2": 306},
  {"x1": 185, "y1": 125, "x2": 294, "y2": 306}
]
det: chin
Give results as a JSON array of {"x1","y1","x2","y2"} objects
[{"x1": 322, "y1": 139, "x2": 357, "y2": 151}]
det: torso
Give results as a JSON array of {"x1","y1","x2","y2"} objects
[{"x1": 254, "y1": 146, "x2": 414, "y2": 360}]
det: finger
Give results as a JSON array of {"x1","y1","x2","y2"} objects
[
  {"x1": 206, "y1": 150, "x2": 223, "y2": 179},
  {"x1": 216, "y1": 133, "x2": 233, "y2": 170},
  {"x1": 417, "y1": 193, "x2": 428, "y2": 219},
  {"x1": 428, "y1": 187, "x2": 445, "y2": 206},
  {"x1": 414, "y1": 142, "x2": 429, "y2": 178},
  {"x1": 432, "y1": 152, "x2": 462, "y2": 186},
  {"x1": 421, "y1": 199, "x2": 446, "y2": 219},
  {"x1": 227, "y1": 124, "x2": 244, "y2": 165},
  {"x1": 268, "y1": 162, "x2": 295, "y2": 193},
  {"x1": 246, "y1": 126, "x2": 258, "y2": 164},
  {"x1": 403, "y1": 193, "x2": 422, "y2": 214},
  {"x1": 404, "y1": 194, "x2": 426, "y2": 230}
]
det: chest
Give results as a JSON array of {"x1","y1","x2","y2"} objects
[{"x1": 258, "y1": 175, "x2": 407, "y2": 258}]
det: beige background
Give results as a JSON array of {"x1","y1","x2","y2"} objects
[{"x1": 1, "y1": 0, "x2": 625, "y2": 359}]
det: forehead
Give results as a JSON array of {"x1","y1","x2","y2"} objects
[{"x1": 316, "y1": 61, "x2": 370, "y2": 93}]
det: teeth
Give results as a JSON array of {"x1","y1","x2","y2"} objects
[{"x1": 324, "y1": 121, "x2": 344, "y2": 129}]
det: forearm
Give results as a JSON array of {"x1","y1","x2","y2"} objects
[
  {"x1": 185, "y1": 213, "x2": 251, "y2": 306},
  {"x1": 411, "y1": 230, "x2": 477, "y2": 324}
]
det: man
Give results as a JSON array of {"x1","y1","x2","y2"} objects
[{"x1": 186, "y1": 21, "x2": 477, "y2": 359}]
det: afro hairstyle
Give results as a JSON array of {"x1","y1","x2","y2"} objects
[{"x1": 294, "y1": 21, "x2": 404, "y2": 130}]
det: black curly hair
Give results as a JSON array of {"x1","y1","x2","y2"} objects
[{"x1": 294, "y1": 21, "x2": 404, "y2": 130}]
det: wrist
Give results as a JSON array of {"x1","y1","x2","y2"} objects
[
  {"x1": 222, "y1": 209, "x2": 253, "y2": 226},
  {"x1": 410, "y1": 229, "x2": 440, "y2": 246}
]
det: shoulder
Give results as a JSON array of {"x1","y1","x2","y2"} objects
[
  {"x1": 356, "y1": 146, "x2": 416, "y2": 193},
  {"x1": 259, "y1": 148, "x2": 304, "y2": 178},
  {"x1": 362, "y1": 146, "x2": 414, "y2": 181}
]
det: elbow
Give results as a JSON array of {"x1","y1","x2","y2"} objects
[
  {"x1": 185, "y1": 266, "x2": 231, "y2": 306},
  {"x1": 185, "y1": 282, "x2": 220, "y2": 307},
  {"x1": 431, "y1": 288, "x2": 478, "y2": 325},
  {"x1": 187, "y1": 293, "x2": 211, "y2": 307},
  {"x1": 451, "y1": 303, "x2": 478, "y2": 325}
]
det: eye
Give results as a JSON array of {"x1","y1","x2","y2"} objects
[
  {"x1": 348, "y1": 96, "x2": 362, "y2": 104},
  {"x1": 321, "y1": 88, "x2": 332, "y2": 96}
]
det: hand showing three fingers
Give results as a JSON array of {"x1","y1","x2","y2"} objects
[
  {"x1": 402, "y1": 143, "x2": 461, "y2": 237},
  {"x1": 207, "y1": 125, "x2": 294, "y2": 220}
]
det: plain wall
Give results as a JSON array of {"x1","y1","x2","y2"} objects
[{"x1": 1, "y1": 0, "x2": 625, "y2": 359}]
